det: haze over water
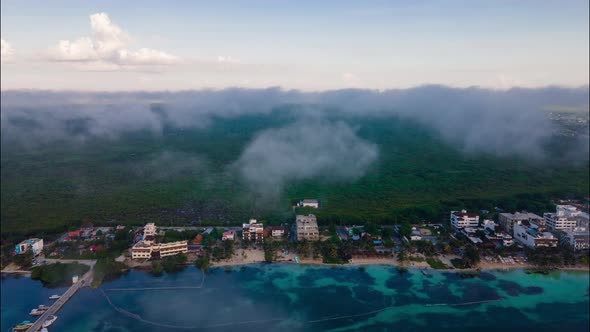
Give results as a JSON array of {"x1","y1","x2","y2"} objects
[{"x1": 2, "y1": 265, "x2": 589, "y2": 332}]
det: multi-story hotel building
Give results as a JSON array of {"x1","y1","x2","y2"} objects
[
  {"x1": 296, "y1": 214, "x2": 319, "y2": 241},
  {"x1": 450, "y1": 210, "x2": 479, "y2": 229}
]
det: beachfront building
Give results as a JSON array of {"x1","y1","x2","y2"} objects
[
  {"x1": 222, "y1": 231, "x2": 236, "y2": 241},
  {"x1": 296, "y1": 214, "x2": 319, "y2": 241},
  {"x1": 15, "y1": 238, "x2": 44, "y2": 256},
  {"x1": 498, "y1": 212, "x2": 543, "y2": 235},
  {"x1": 544, "y1": 212, "x2": 577, "y2": 231},
  {"x1": 450, "y1": 210, "x2": 479, "y2": 229},
  {"x1": 560, "y1": 228, "x2": 589, "y2": 251},
  {"x1": 142, "y1": 223, "x2": 157, "y2": 244},
  {"x1": 131, "y1": 223, "x2": 188, "y2": 259},
  {"x1": 269, "y1": 226, "x2": 286, "y2": 237},
  {"x1": 513, "y1": 220, "x2": 558, "y2": 249},
  {"x1": 243, "y1": 219, "x2": 264, "y2": 242},
  {"x1": 297, "y1": 199, "x2": 319, "y2": 209},
  {"x1": 131, "y1": 240, "x2": 188, "y2": 259}
]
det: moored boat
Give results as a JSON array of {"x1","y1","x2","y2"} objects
[
  {"x1": 12, "y1": 321, "x2": 33, "y2": 332},
  {"x1": 49, "y1": 294, "x2": 61, "y2": 300},
  {"x1": 29, "y1": 308, "x2": 46, "y2": 316},
  {"x1": 42, "y1": 315, "x2": 58, "y2": 328},
  {"x1": 38, "y1": 304, "x2": 50, "y2": 310}
]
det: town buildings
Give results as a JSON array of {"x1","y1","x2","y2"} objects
[
  {"x1": 560, "y1": 228, "x2": 589, "y2": 251},
  {"x1": 297, "y1": 199, "x2": 319, "y2": 209},
  {"x1": 513, "y1": 220, "x2": 558, "y2": 249},
  {"x1": 15, "y1": 238, "x2": 43, "y2": 256},
  {"x1": 499, "y1": 212, "x2": 543, "y2": 235},
  {"x1": 450, "y1": 210, "x2": 479, "y2": 229},
  {"x1": 131, "y1": 223, "x2": 188, "y2": 259},
  {"x1": 544, "y1": 205, "x2": 589, "y2": 231},
  {"x1": 222, "y1": 230, "x2": 236, "y2": 241},
  {"x1": 242, "y1": 219, "x2": 264, "y2": 242},
  {"x1": 269, "y1": 226, "x2": 286, "y2": 237},
  {"x1": 296, "y1": 214, "x2": 319, "y2": 241}
]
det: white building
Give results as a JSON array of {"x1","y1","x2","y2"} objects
[
  {"x1": 15, "y1": 238, "x2": 44, "y2": 256},
  {"x1": 242, "y1": 219, "x2": 264, "y2": 242},
  {"x1": 498, "y1": 212, "x2": 543, "y2": 234},
  {"x1": 298, "y1": 199, "x2": 319, "y2": 209},
  {"x1": 450, "y1": 210, "x2": 479, "y2": 229},
  {"x1": 222, "y1": 230, "x2": 235, "y2": 241},
  {"x1": 544, "y1": 212, "x2": 577, "y2": 231},
  {"x1": 513, "y1": 220, "x2": 558, "y2": 249},
  {"x1": 409, "y1": 228, "x2": 422, "y2": 241},
  {"x1": 296, "y1": 214, "x2": 319, "y2": 241},
  {"x1": 143, "y1": 223, "x2": 157, "y2": 244},
  {"x1": 560, "y1": 228, "x2": 589, "y2": 251},
  {"x1": 131, "y1": 240, "x2": 188, "y2": 259},
  {"x1": 131, "y1": 223, "x2": 188, "y2": 259},
  {"x1": 270, "y1": 226, "x2": 286, "y2": 237}
]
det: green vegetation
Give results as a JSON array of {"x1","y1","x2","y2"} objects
[
  {"x1": 161, "y1": 252, "x2": 188, "y2": 273},
  {"x1": 194, "y1": 255, "x2": 211, "y2": 272},
  {"x1": 31, "y1": 262, "x2": 90, "y2": 288},
  {"x1": 151, "y1": 261, "x2": 164, "y2": 276},
  {"x1": 426, "y1": 257, "x2": 448, "y2": 269},
  {"x1": 92, "y1": 258, "x2": 126, "y2": 287},
  {"x1": 1, "y1": 115, "x2": 588, "y2": 236}
]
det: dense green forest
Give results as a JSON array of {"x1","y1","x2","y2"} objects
[{"x1": 1, "y1": 112, "x2": 588, "y2": 237}]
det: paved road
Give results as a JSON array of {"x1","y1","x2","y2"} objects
[
  {"x1": 41, "y1": 258, "x2": 97, "y2": 268},
  {"x1": 27, "y1": 270, "x2": 93, "y2": 332}
]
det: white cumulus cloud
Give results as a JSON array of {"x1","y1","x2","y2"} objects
[
  {"x1": 48, "y1": 12, "x2": 179, "y2": 70},
  {"x1": 1, "y1": 38, "x2": 15, "y2": 63}
]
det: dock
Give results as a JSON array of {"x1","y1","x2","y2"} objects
[{"x1": 26, "y1": 269, "x2": 93, "y2": 332}]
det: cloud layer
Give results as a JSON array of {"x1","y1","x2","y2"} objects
[
  {"x1": 1, "y1": 38, "x2": 15, "y2": 63},
  {"x1": 233, "y1": 121, "x2": 379, "y2": 199},
  {"x1": 1, "y1": 86, "x2": 587, "y2": 160},
  {"x1": 48, "y1": 13, "x2": 179, "y2": 70}
]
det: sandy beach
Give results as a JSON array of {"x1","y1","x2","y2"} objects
[{"x1": 207, "y1": 249, "x2": 589, "y2": 272}]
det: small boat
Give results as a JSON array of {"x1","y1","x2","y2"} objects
[
  {"x1": 38, "y1": 304, "x2": 50, "y2": 310},
  {"x1": 41, "y1": 328, "x2": 48, "y2": 332},
  {"x1": 49, "y1": 294, "x2": 61, "y2": 300},
  {"x1": 421, "y1": 269, "x2": 429, "y2": 276},
  {"x1": 29, "y1": 308, "x2": 46, "y2": 316},
  {"x1": 42, "y1": 315, "x2": 58, "y2": 328},
  {"x1": 12, "y1": 321, "x2": 33, "y2": 332}
]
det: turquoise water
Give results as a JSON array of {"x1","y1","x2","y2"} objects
[{"x1": 2, "y1": 265, "x2": 589, "y2": 331}]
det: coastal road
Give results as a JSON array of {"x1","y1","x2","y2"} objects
[
  {"x1": 41, "y1": 258, "x2": 97, "y2": 269},
  {"x1": 26, "y1": 269, "x2": 94, "y2": 332}
]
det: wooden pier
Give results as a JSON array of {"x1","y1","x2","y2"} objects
[{"x1": 26, "y1": 270, "x2": 93, "y2": 332}]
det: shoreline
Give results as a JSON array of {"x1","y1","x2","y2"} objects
[{"x1": 205, "y1": 249, "x2": 589, "y2": 273}]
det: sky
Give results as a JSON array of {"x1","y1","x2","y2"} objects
[{"x1": 1, "y1": 0, "x2": 588, "y2": 91}]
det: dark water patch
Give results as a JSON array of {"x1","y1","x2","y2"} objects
[
  {"x1": 352, "y1": 285, "x2": 391, "y2": 307},
  {"x1": 497, "y1": 280, "x2": 544, "y2": 296},
  {"x1": 296, "y1": 266, "x2": 375, "y2": 286},
  {"x1": 385, "y1": 269, "x2": 413, "y2": 290},
  {"x1": 459, "y1": 283, "x2": 501, "y2": 304},
  {"x1": 478, "y1": 272, "x2": 496, "y2": 281},
  {"x1": 421, "y1": 279, "x2": 462, "y2": 304}
]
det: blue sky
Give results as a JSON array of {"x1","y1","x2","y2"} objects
[{"x1": 1, "y1": 0, "x2": 588, "y2": 90}]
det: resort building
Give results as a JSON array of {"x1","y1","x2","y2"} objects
[
  {"x1": 498, "y1": 212, "x2": 543, "y2": 235},
  {"x1": 297, "y1": 199, "x2": 319, "y2": 209},
  {"x1": 15, "y1": 238, "x2": 44, "y2": 256},
  {"x1": 560, "y1": 228, "x2": 589, "y2": 251},
  {"x1": 142, "y1": 223, "x2": 157, "y2": 244},
  {"x1": 513, "y1": 220, "x2": 558, "y2": 249},
  {"x1": 544, "y1": 212, "x2": 577, "y2": 231},
  {"x1": 269, "y1": 226, "x2": 286, "y2": 237},
  {"x1": 296, "y1": 214, "x2": 319, "y2": 241},
  {"x1": 222, "y1": 230, "x2": 236, "y2": 241},
  {"x1": 131, "y1": 240, "x2": 188, "y2": 259},
  {"x1": 131, "y1": 223, "x2": 188, "y2": 259},
  {"x1": 242, "y1": 219, "x2": 264, "y2": 242},
  {"x1": 450, "y1": 210, "x2": 479, "y2": 229}
]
